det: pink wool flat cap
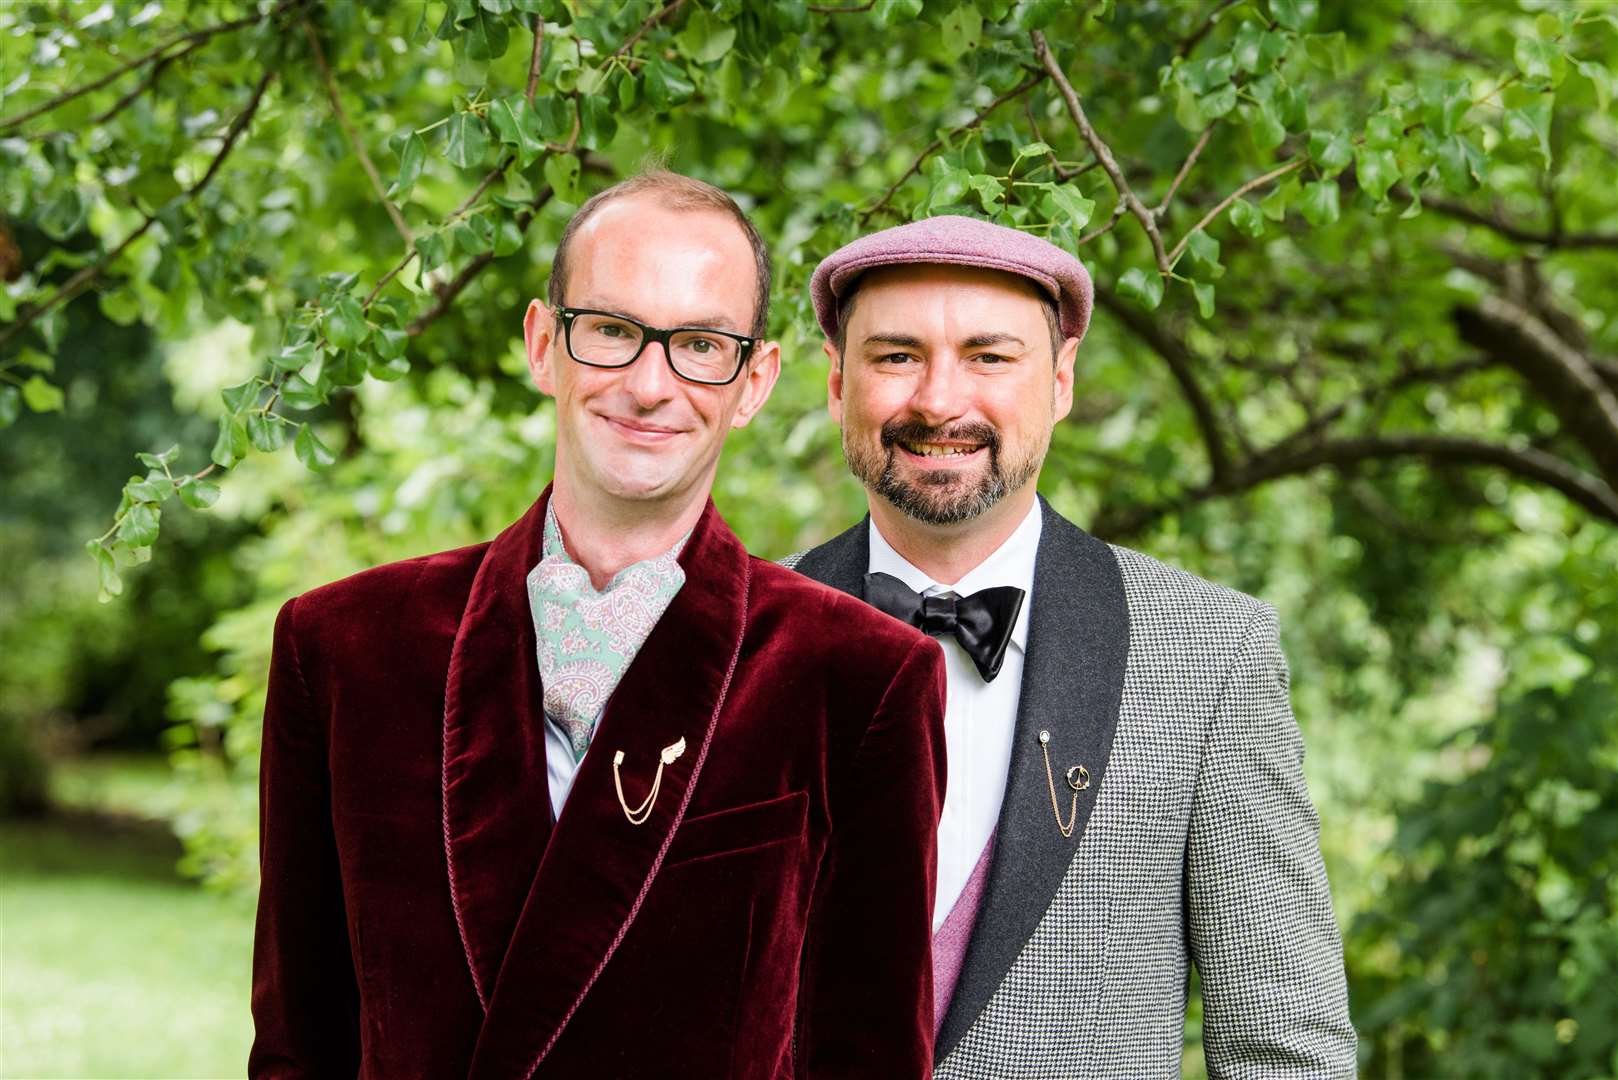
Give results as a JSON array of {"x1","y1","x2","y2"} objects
[{"x1": 811, "y1": 214, "x2": 1094, "y2": 344}]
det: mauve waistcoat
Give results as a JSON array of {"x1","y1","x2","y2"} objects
[{"x1": 932, "y1": 832, "x2": 995, "y2": 1037}]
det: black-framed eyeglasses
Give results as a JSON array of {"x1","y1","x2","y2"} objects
[{"x1": 555, "y1": 307, "x2": 758, "y2": 386}]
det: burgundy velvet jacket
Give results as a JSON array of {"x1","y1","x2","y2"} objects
[{"x1": 249, "y1": 490, "x2": 947, "y2": 1079}]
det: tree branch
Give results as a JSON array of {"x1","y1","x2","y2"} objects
[
  {"x1": 302, "y1": 19, "x2": 413, "y2": 245},
  {"x1": 0, "y1": 3, "x2": 289, "y2": 134},
  {"x1": 527, "y1": 15, "x2": 546, "y2": 104},
  {"x1": 1156, "y1": 125, "x2": 1214, "y2": 217},
  {"x1": 1094, "y1": 284, "x2": 1233, "y2": 484},
  {"x1": 0, "y1": 68, "x2": 277, "y2": 352},
  {"x1": 408, "y1": 187, "x2": 557, "y2": 336},
  {"x1": 1166, "y1": 157, "x2": 1304, "y2": 264},
  {"x1": 1094, "y1": 434, "x2": 1618, "y2": 539},
  {"x1": 808, "y1": 0, "x2": 876, "y2": 12},
  {"x1": 859, "y1": 73, "x2": 1045, "y2": 224},
  {"x1": 1033, "y1": 31, "x2": 1171, "y2": 274},
  {"x1": 613, "y1": 0, "x2": 690, "y2": 58},
  {"x1": 1421, "y1": 192, "x2": 1618, "y2": 249}
]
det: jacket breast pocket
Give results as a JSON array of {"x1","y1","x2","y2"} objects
[{"x1": 664, "y1": 789, "x2": 808, "y2": 867}]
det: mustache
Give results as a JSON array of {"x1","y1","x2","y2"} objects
[{"x1": 879, "y1": 419, "x2": 1000, "y2": 453}]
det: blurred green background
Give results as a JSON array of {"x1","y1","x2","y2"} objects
[{"x1": 3, "y1": 0, "x2": 1617, "y2": 1076}]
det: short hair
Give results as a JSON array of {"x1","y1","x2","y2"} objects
[
  {"x1": 546, "y1": 169, "x2": 771, "y2": 338},
  {"x1": 831, "y1": 274, "x2": 1063, "y2": 361}
]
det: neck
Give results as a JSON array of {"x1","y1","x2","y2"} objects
[
  {"x1": 868, "y1": 484, "x2": 1039, "y2": 586},
  {"x1": 548, "y1": 478, "x2": 705, "y2": 591}
]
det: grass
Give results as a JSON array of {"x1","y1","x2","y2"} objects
[{"x1": 1, "y1": 756, "x2": 254, "y2": 1079}]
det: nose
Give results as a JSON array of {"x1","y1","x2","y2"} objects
[
  {"x1": 621, "y1": 338, "x2": 681, "y2": 410},
  {"x1": 907, "y1": 352, "x2": 969, "y2": 427}
]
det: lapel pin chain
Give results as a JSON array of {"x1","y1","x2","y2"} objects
[
  {"x1": 613, "y1": 736, "x2": 687, "y2": 825},
  {"x1": 1039, "y1": 729, "x2": 1089, "y2": 839}
]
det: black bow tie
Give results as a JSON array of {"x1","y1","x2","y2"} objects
[{"x1": 863, "y1": 571, "x2": 1026, "y2": 683}]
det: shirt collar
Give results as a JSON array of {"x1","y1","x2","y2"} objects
[{"x1": 867, "y1": 499, "x2": 1042, "y2": 651}]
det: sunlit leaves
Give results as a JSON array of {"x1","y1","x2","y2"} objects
[
  {"x1": 1298, "y1": 179, "x2": 1340, "y2": 225},
  {"x1": 1355, "y1": 146, "x2": 1400, "y2": 202},
  {"x1": 294, "y1": 423, "x2": 337, "y2": 469},
  {"x1": 444, "y1": 111, "x2": 490, "y2": 169},
  {"x1": 388, "y1": 132, "x2": 425, "y2": 199},
  {"x1": 488, "y1": 96, "x2": 546, "y2": 166},
  {"x1": 1117, "y1": 267, "x2": 1164, "y2": 310},
  {"x1": 20, "y1": 374, "x2": 63, "y2": 412}
]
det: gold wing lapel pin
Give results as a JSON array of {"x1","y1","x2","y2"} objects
[
  {"x1": 1039, "y1": 729, "x2": 1089, "y2": 839},
  {"x1": 613, "y1": 736, "x2": 687, "y2": 825}
]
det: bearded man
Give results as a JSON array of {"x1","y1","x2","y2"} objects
[{"x1": 785, "y1": 215, "x2": 1357, "y2": 1077}]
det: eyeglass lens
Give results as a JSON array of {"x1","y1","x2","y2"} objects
[{"x1": 570, "y1": 312, "x2": 741, "y2": 382}]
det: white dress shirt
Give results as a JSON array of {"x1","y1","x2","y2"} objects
[{"x1": 869, "y1": 501, "x2": 1042, "y2": 932}]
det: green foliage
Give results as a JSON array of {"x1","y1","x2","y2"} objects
[{"x1": 4, "y1": 2, "x2": 1618, "y2": 1073}]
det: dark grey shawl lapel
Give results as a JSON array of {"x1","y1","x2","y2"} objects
[
  {"x1": 934, "y1": 497, "x2": 1129, "y2": 1059},
  {"x1": 787, "y1": 500, "x2": 1129, "y2": 1064}
]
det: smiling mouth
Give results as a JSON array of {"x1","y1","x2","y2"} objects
[{"x1": 898, "y1": 440, "x2": 985, "y2": 458}]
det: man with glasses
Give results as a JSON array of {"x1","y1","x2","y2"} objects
[{"x1": 250, "y1": 171, "x2": 948, "y2": 1079}]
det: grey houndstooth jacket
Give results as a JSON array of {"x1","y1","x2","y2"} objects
[{"x1": 783, "y1": 497, "x2": 1357, "y2": 1078}]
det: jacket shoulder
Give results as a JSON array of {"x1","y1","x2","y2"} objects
[
  {"x1": 748, "y1": 556, "x2": 933, "y2": 662},
  {"x1": 1106, "y1": 542, "x2": 1269, "y2": 639},
  {"x1": 285, "y1": 541, "x2": 489, "y2": 643}
]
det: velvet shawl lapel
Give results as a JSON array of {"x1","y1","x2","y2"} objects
[
  {"x1": 442, "y1": 488, "x2": 752, "y2": 1079},
  {"x1": 790, "y1": 499, "x2": 1129, "y2": 1064}
]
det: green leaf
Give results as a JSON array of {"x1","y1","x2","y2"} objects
[
  {"x1": 1513, "y1": 37, "x2": 1566, "y2": 88},
  {"x1": 272, "y1": 340, "x2": 316, "y2": 372},
  {"x1": 1435, "y1": 134, "x2": 1486, "y2": 193},
  {"x1": 875, "y1": 0, "x2": 923, "y2": 26},
  {"x1": 493, "y1": 218, "x2": 524, "y2": 257},
  {"x1": 295, "y1": 423, "x2": 338, "y2": 470},
  {"x1": 21, "y1": 374, "x2": 64, "y2": 412},
  {"x1": 1576, "y1": 59, "x2": 1612, "y2": 113},
  {"x1": 86, "y1": 539, "x2": 122, "y2": 601},
  {"x1": 1232, "y1": 22, "x2": 1285, "y2": 73},
  {"x1": 1046, "y1": 184, "x2": 1095, "y2": 230},
  {"x1": 1506, "y1": 100, "x2": 1554, "y2": 167},
  {"x1": 118, "y1": 501, "x2": 161, "y2": 548},
  {"x1": 279, "y1": 373, "x2": 327, "y2": 410},
  {"x1": 1175, "y1": 84, "x2": 1207, "y2": 132},
  {"x1": 488, "y1": 96, "x2": 547, "y2": 166},
  {"x1": 1199, "y1": 84, "x2": 1238, "y2": 120},
  {"x1": 416, "y1": 232, "x2": 450, "y2": 273},
  {"x1": 136, "y1": 445, "x2": 180, "y2": 469},
  {"x1": 325, "y1": 347, "x2": 368, "y2": 387},
  {"x1": 1363, "y1": 110, "x2": 1402, "y2": 150},
  {"x1": 221, "y1": 379, "x2": 259, "y2": 413},
  {"x1": 1260, "y1": 179, "x2": 1293, "y2": 221},
  {"x1": 0, "y1": 386, "x2": 16, "y2": 428},
  {"x1": 1268, "y1": 0, "x2": 1317, "y2": 31},
  {"x1": 645, "y1": 60, "x2": 696, "y2": 111},
  {"x1": 1179, "y1": 54, "x2": 1234, "y2": 95},
  {"x1": 1308, "y1": 131, "x2": 1353, "y2": 176},
  {"x1": 1192, "y1": 281, "x2": 1216, "y2": 319},
  {"x1": 1355, "y1": 146, "x2": 1400, "y2": 201},
  {"x1": 444, "y1": 111, "x2": 490, "y2": 169},
  {"x1": 940, "y1": 5, "x2": 984, "y2": 60},
  {"x1": 535, "y1": 96, "x2": 573, "y2": 141},
  {"x1": 1229, "y1": 197, "x2": 1265, "y2": 238},
  {"x1": 1184, "y1": 229, "x2": 1223, "y2": 277},
  {"x1": 461, "y1": 4, "x2": 511, "y2": 59},
  {"x1": 578, "y1": 95, "x2": 617, "y2": 149},
  {"x1": 369, "y1": 353, "x2": 411, "y2": 381},
  {"x1": 125, "y1": 476, "x2": 173, "y2": 503},
  {"x1": 1419, "y1": 78, "x2": 1472, "y2": 137},
  {"x1": 1117, "y1": 267, "x2": 1164, "y2": 310},
  {"x1": 1298, "y1": 179, "x2": 1340, "y2": 225},
  {"x1": 1016, "y1": 141, "x2": 1054, "y2": 161},
  {"x1": 324, "y1": 297, "x2": 369, "y2": 350},
  {"x1": 374, "y1": 324, "x2": 410, "y2": 359},
  {"x1": 1303, "y1": 31, "x2": 1347, "y2": 75},
  {"x1": 1251, "y1": 99, "x2": 1287, "y2": 150},
  {"x1": 544, "y1": 153, "x2": 583, "y2": 204},
  {"x1": 14, "y1": 347, "x2": 53, "y2": 372},
  {"x1": 967, "y1": 173, "x2": 1004, "y2": 211},
  {"x1": 211, "y1": 415, "x2": 248, "y2": 468},
  {"x1": 677, "y1": 7, "x2": 737, "y2": 64},
  {"x1": 246, "y1": 412, "x2": 290, "y2": 453},
  {"x1": 389, "y1": 132, "x2": 425, "y2": 199},
  {"x1": 177, "y1": 477, "x2": 221, "y2": 509},
  {"x1": 1013, "y1": 0, "x2": 1064, "y2": 30},
  {"x1": 927, "y1": 162, "x2": 971, "y2": 210}
]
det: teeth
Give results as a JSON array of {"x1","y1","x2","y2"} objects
[{"x1": 902, "y1": 441, "x2": 979, "y2": 457}]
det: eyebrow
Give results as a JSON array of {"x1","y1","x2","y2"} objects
[
  {"x1": 859, "y1": 331, "x2": 1028, "y2": 350},
  {"x1": 573, "y1": 303, "x2": 743, "y2": 333}
]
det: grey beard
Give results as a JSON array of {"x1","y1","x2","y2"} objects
[{"x1": 843, "y1": 424, "x2": 1041, "y2": 526}]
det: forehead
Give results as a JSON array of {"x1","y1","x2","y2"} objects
[
  {"x1": 845, "y1": 264, "x2": 1049, "y2": 336},
  {"x1": 565, "y1": 196, "x2": 755, "y2": 323}
]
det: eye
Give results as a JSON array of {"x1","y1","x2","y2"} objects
[
  {"x1": 688, "y1": 337, "x2": 715, "y2": 354},
  {"x1": 598, "y1": 323, "x2": 629, "y2": 338},
  {"x1": 875, "y1": 352, "x2": 917, "y2": 364},
  {"x1": 974, "y1": 353, "x2": 1013, "y2": 365}
]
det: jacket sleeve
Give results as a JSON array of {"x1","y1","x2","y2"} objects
[
  {"x1": 1187, "y1": 602, "x2": 1358, "y2": 1078},
  {"x1": 798, "y1": 635, "x2": 948, "y2": 1079},
  {"x1": 248, "y1": 596, "x2": 361, "y2": 1078}
]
